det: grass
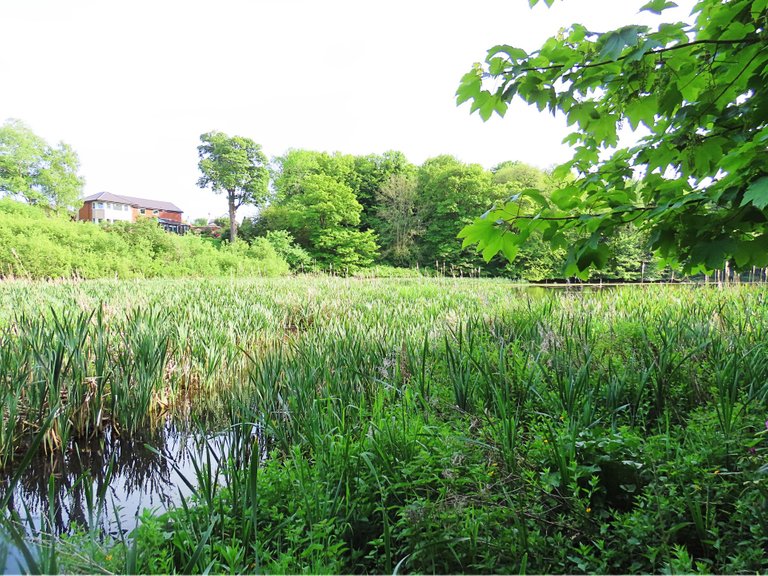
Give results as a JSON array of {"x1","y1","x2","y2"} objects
[{"x1": 1, "y1": 277, "x2": 767, "y2": 573}]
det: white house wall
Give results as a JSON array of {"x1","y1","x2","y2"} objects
[{"x1": 91, "y1": 202, "x2": 133, "y2": 223}]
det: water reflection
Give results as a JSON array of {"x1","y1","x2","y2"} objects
[{"x1": 0, "y1": 419, "x2": 200, "y2": 539}]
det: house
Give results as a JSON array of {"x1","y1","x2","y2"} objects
[{"x1": 78, "y1": 192, "x2": 190, "y2": 234}]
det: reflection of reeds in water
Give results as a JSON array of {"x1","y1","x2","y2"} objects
[{"x1": 0, "y1": 419, "x2": 200, "y2": 536}]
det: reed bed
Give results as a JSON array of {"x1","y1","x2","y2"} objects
[{"x1": 1, "y1": 278, "x2": 767, "y2": 574}]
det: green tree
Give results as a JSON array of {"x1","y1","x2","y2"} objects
[
  {"x1": 0, "y1": 119, "x2": 84, "y2": 212},
  {"x1": 272, "y1": 149, "x2": 356, "y2": 200},
  {"x1": 458, "y1": 0, "x2": 768, "y2": 277},
  {"x1": 261, "y1": 173, "x2": 378, "y2": 271},
  {"x1": 417, "y1": 155, "x2": 503, "y2": 272},
  {"x1": 197, "y1": 131, "x2": 269, "y2": 242},
  {"x1": 376, "y1": 172, "x2": 422, "y2": 266},
  {"x1": 491, "y1": 161, "x2": 569, "y2": 280},
  {"x1": 351, "y1": 151, "x2": 413, "y2": 231}
]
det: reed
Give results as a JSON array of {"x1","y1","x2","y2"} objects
[{"x1": 1, "y1": 279, "x2": 767, "y2": 574}]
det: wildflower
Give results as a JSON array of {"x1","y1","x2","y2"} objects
[
  {"x1": 714, "y1": 470, "x2": 720, "y2": 475},
  {"x1": 586, "y1": 507, "x2": 592, "y2": 514},
  {"x1": 105, "y1": 555, "x2": 113, "y2": 562}
]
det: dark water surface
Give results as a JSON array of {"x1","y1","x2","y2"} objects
[{"x1": 0, "y1": 420, "x2": 204, "y2": 574}]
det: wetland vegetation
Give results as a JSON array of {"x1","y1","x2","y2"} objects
[{"x1": 0, "y1": 277, "x2": 766, "y2": 574}]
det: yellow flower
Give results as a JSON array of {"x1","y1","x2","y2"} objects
[
  {"x1": 105, "y1": 555, "x2": 113, "y2": 561},
  {"x1": 586, "y1": 507, "x2": 592, "y2": 514}
]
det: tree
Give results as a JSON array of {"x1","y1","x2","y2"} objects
[
  {"x1": 351, "y1": 151, "x2": 413, "y2": 231},
  {"x1": 271, "y1": 149, "x2": 356, "y2": 200},
  {"x1": 417, "y1": 155, "x2": 504, "y2": 272},
  {"x1": 376, "y1": 172, "x2": 422, "y2": 266},
  {"x1": 197, "y1": 131, "x2": 269, "y2": 242},
  {"x1": 260, "y1": 173, "x2": 378, "y2": 271},
  {"x1": 0, "y1": 119, "x2": 84, "y2": 212},
  {"x1": 457, "y1": 0, "x2": 768, "y2": 277}
]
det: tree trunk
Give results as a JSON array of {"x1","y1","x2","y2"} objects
[{"x1": 228, "y1": 193, "x2": 238, "y2": 242}]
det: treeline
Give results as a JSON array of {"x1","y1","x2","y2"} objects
[
  {"x1": 0, "y1": 199, "x2": 289, "y2": 279},
  {"x1": 231, "y1": 149, "x2": 665, "y2": 281}
]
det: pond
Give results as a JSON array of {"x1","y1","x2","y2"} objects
[{"x1": 0, "y1": 420, "x2": 201, "y2": 574}]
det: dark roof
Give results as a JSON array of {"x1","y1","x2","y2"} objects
[{"x1": 82, "y1": 191, "x2": 183, "y2": 213}]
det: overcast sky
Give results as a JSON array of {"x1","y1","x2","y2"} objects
[{"x1": 0, "y1": 0, "x2": 694, "y2": 221}]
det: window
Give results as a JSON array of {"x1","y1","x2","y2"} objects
[
  {"x1": 139, "y1": 208, "x2": 146, "y2": 214},
  {"x1": 153, "y1": 209, "x2": 159, "y2": 215},
  {"x1": 94, "y1": 202, "x2": 103, "y2": 209},
  {"x1": 123, "y1": 204, "x2": 129, "y2": 211}
]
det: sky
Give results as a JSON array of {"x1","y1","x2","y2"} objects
[{"x1": 0, "y1": 0, "x2": 695, "y2": 222}]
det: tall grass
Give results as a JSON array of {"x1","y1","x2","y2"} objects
[{"x1": 1, "y1": 278, "x2": 767, "y2": 573}]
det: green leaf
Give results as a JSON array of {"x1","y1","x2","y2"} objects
[
  {"x1": 520, "y1": 188, "x2": 550, "y2": 208},
  {"x1": 551, "y1": 186, "x2": 580, "y2": 210},
  {"x1": 487, "y1": 45, "x2": 528, "y2": 61},
  {"x1": 624, "y1": 96, "x2": 658, "y2": 130},
  {"x1": 740, "y1": 176, "x2": 768, "y2": 210},
  {"x1": 576, "y1": 244, "x2": 609, "y2": 270},
  {"x1": 500, "y1": 233, "x2": 520, "y2": 261},
  {"x1": 456, "y1": 65, "x2": 483, "y2": 105},
  {"x1": 597, "y1": 26, "x2": 644, "y2": 61},
  {"x1": 641, "y1": 0, "x2": 677, "y2": 15}
]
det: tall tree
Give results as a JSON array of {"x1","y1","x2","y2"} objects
[
  {"x1": 351, "y1": 151, "x2": 413, "y2": 231},
  {"x1": 376, "y1": 172, "x2": 422, "y2": 266},
  {"x1": 458, "y1": 0, "x2": 768, "y2": 277},
  {"x1": 0, "y1": 119, "x2": 84, "y2": 212},
  {"x1": 417, "y1": 155, "x2": 503, "y2": 271},
  {"x1": 197, "y1": 131, "x2": 269, "y2": 242},
  {"x1": 272, "y1": 149, "x2": 355, "y2": 200},
  {"x1": 260, "y1": 173, "x2": 378, "y2": 271}
]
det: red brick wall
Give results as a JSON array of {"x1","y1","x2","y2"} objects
[
  {"x1": 78, "y1": 202, "x2": 93, "y2": 221},
  {"x1": 132, "y1": 207, "x2": 182, "y2": 222},
  {"x1": 158, "y1": 210, "x2": 182, "y2": 222}
]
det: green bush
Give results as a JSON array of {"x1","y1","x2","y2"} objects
[{"x1": 0, "y1": 199, "x2": 290, "y2": 279}]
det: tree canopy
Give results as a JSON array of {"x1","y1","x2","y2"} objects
[
  {"x1": 0, "y1": 119, "x2": 84, "y2": 212},
  {"x1": 457, "y1": 0, "x2": 768, "y2": 277},
  {"x1": 197, "y1": 131, "x2": 269, "y2": 242},
  {"x1": 260, "y1": 151, "x2": 379, "y2": 271}
]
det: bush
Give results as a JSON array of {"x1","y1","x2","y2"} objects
[{"x1": 0, "y1": 199, "x2": 290, "y2": 279}]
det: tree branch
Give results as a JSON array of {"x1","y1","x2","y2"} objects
[{"x1": 507, "y1": 38, "x2": 761, "y2": 76}]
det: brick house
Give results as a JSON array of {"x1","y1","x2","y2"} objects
[{"x1": 78, "y1": 192, "x2": 189, "y2": 234}]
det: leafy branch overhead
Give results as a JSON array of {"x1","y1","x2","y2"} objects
[{"x1": 457, "y1": 0, "x2": 768, "y2": 277}]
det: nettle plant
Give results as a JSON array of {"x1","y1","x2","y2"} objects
[{"x1": 458, "y1": 0, "x2": 768, "y2": 278}]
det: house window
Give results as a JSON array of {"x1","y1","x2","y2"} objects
[
  {"x1": 123, "y1": 205, "x2": 128, "y2": 211},
  {"x1": 94, "y1": 202, "x2": 103, "y2": 209},
  {"x1": 153, "y1": 210, "x2": 159, "y2": 215},
  {"x1": 139, "y1": 208, "x2": 146, "y2": 214}
]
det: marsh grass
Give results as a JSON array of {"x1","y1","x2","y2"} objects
[{"x1": 1, "y1": 278, "x2": 767, "y2": 573}]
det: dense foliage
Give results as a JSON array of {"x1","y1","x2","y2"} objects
[
  {"x1": 250, "y1": 149, "x2": 665, "y2": 279},
  {"x1": 197, "y1": 131, "x2": 270, "y2": 242},
  {"x1": 1, "y1": 279, "x2": 766, "y2": 574},
  {"x1": 0, "y1": 119, "x2": 84, "y2": 212},
  {"x1": 0, "y1": 199, "x2": 289, "y2": 278},
  {"x1": 458, "y1": 0, "x2": 768, "y2": 277}
]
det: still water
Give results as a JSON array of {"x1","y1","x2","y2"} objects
[{"x1": 0, "y1": 419, "x2": 204, "y2": 574}]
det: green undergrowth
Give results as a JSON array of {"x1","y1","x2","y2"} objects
[
  {"x1": 0, "y1": 199, "x2": 289, "y2": 279},
  {"x1": 1, "y1": 279, "x2": 767, "y2": 573}
]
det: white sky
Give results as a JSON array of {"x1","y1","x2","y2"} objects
[{"x1": 0, "y1": 0, "x2": 694, "y2": 221}]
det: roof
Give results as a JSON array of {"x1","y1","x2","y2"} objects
[{"x1": 82, "y1": 191, "x2": 183, "y2": 213}]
